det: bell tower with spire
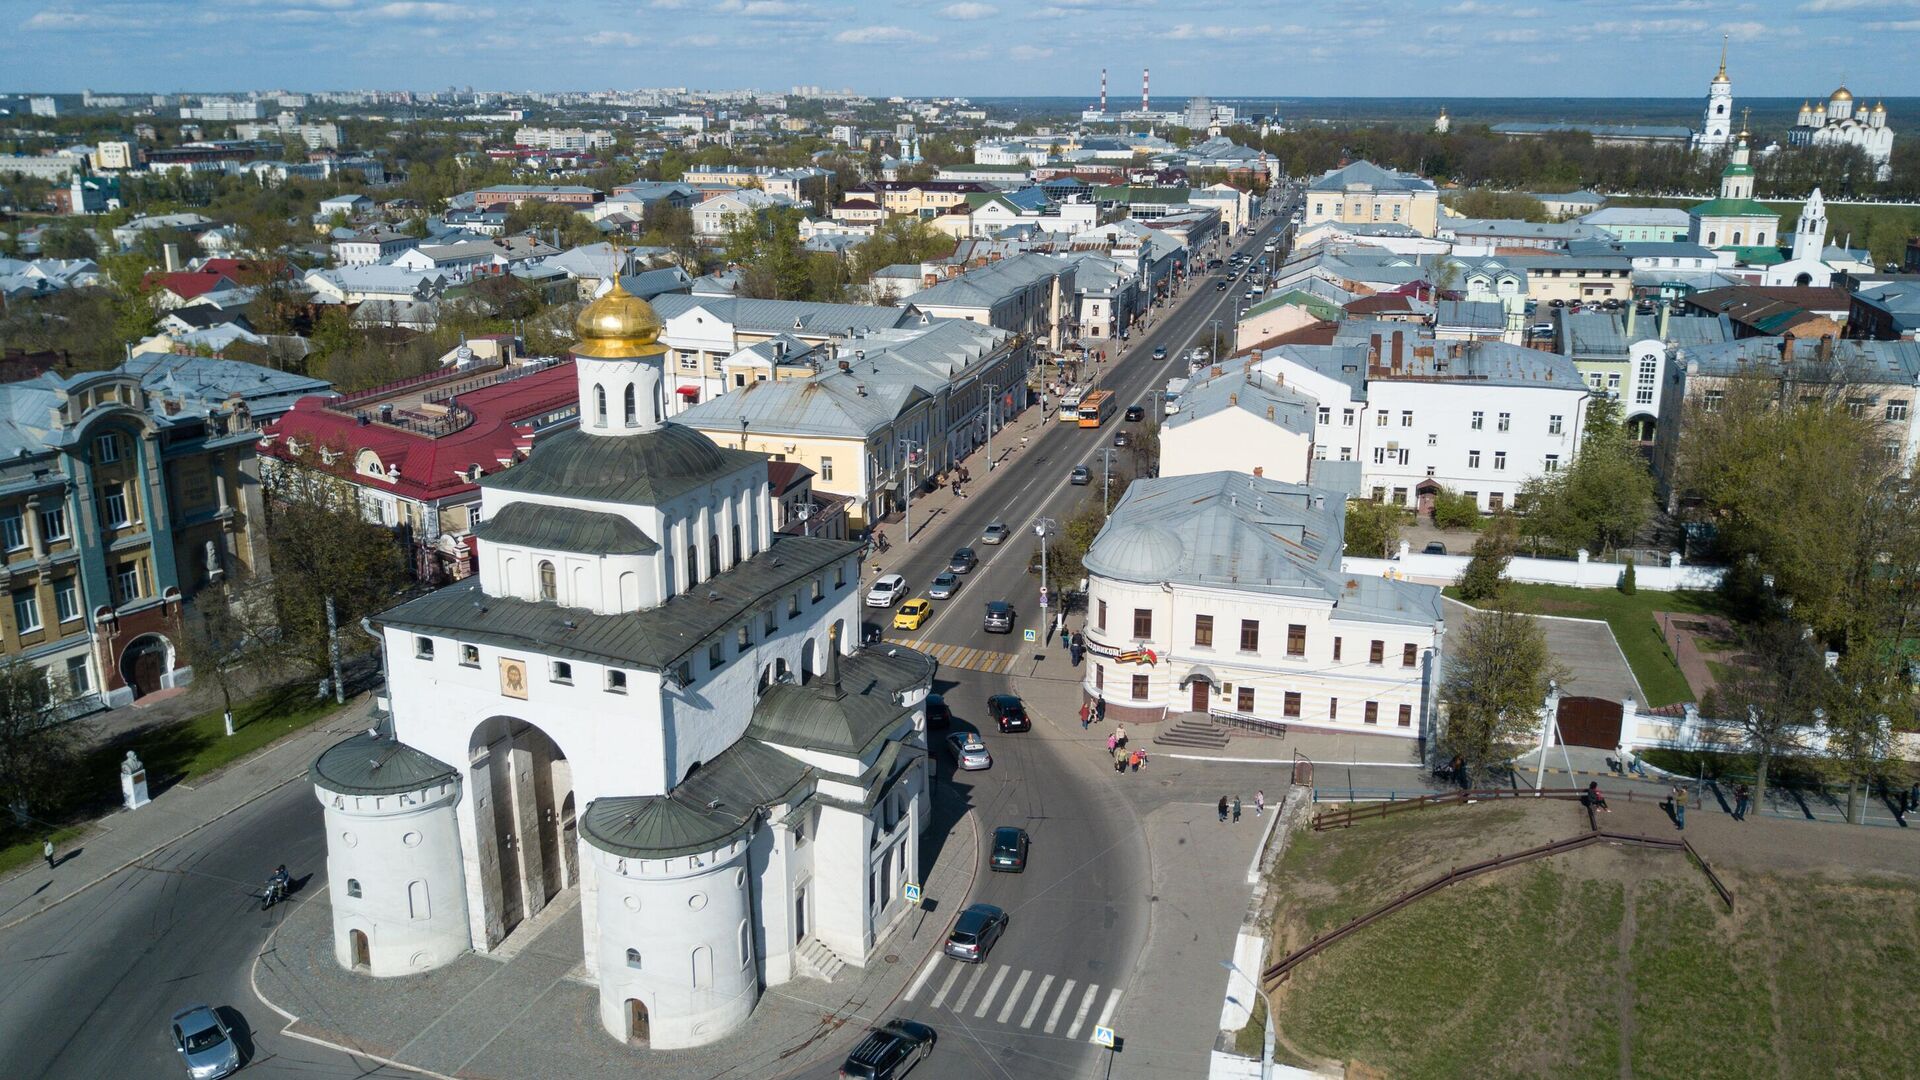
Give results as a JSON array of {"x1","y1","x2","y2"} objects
[{"x1": 1696, "y1": 34, "x2": 1734, "y2": 150}]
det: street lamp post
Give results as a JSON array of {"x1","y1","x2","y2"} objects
[
  {"x1": 898, "y1": 437, "x2": 921, "y2": 544},
  {"x1": 1220, "y1": 959, "x2": 1275, "y2": 1080},
  {"x1": 1035, "y1": 517, "x2": 1056, "y2": 635},
  {"x1": 1097, "y1": 447, "x2": 1120, "y2": 516},
  {"x1": 984, "y1": 381, "x2": 998, "y2": 472}
]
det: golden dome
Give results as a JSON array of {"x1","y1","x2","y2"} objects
[
  {"x1": 1874, "y1": 100, "x2": 1887, "y2": 114},
  {"x1": 1831, "y1": 86, "x2": 1853, "y2": 102},
  {"x1": 573, "y1": 279, "x2": 665, "y2": 360}
]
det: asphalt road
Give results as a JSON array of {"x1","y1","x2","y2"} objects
[{"x1": 0, "y1": 778, "x2": 413, "y2": 1080}]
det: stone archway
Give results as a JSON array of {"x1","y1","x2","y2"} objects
[
  {"x1": 119, "y1": 634, "x2": 172, "y2": 699},
  {"x1": 467, "y1": 717, "x2": 574, "y2": 948}
]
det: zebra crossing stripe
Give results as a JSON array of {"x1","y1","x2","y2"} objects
[
  {"x1": 928, "y1": 961, "x2": 963, "y2": 1010},
  {"x1": 1090, "y1": 987, "x2": 1124, "y2": 1043},
  {"x1": 904, "y1": 953, "x2": 941, "y2": 1002},
  {"x1": 1065, "y1": 983, "x2": 1100, "y2": 1039},
  {"x1": 1043, "y1": 978, "x2": 1076, "y2": 1033},
  {"x1": 952, "y1": 963, "x2": 987, "y2": 1013},
  {"x1": 1020, "y1": 974, "x2": 1054, "y2": 1029},
  {"x1": 996, "y1": 969, "x2": 1033, "y2": 1024},
  {"x1": 973, "y1": 965, "x2": 1010, "y2": 1018}
]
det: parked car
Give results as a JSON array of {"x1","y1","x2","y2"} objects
[
  {"x1": 982, "y1": 600, "x2": 1015, "y2": 633},
  {"x1": 990, "y1": 826, "x2": 1030, "y2": 873},
  {"x1": 947, "y1": 731, "x2": 992, "y2": 771},
  {"x1": 948, "y1": 547, "x2": 978, "y2": 574},
  {"x1": 980, "y1": 521, "x2": 1010, "y2": 545},
  {"x1": 893, "y1": 598, "x2": 933, "y2": 631},
  {"x1": 170, "y1": 1005, "x2": 241, "y2": 1079},
  {"x1": 839, "y1": 1017, "x2": 937, "y2": 1079},
  {"x1": 865, "y1": 574, "x2": 907, "y2": 608},
  {"x1": 927, "y1": 571, "x2": 961, "y2": 599},
  {"x1": 986, "y1": 693, "x2": 1030, "y2": 732},
  {"x1": 1069, "y1": 464, "x2": 1091, "y2": 485},
  {"x1": 1530, "y1": 323, "x2": 1555, "y2": 337},
  {"x1": 944, "y1": 903, "x2": 1009, "y2": 962},
  {"x1": 1124, "y1": 404, "x2": 1145, "y2": 422},
  {"x1": 1423, "y1": 541, "x2": 1448, "y2": 556},
  {"x1": 925, "y1": 693, "x2": 950, "y2": 730}
]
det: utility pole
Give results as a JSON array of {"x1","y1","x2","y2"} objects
[
  {"x1": 1212, "y1": 318, "x2": 1222, "y2": 362},
  {"x1": 899, "y1": 437, "x2": 920, "y2": 544},
  {"x1": 1098, "y1": 448, "x2": 1120, "y2": 516},
  {"x1": 985, "y1": 381, "x2": 997, "y2": 471}
]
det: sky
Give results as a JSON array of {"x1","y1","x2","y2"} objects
[{"x1": 9, "y1": 0, "x2": 1920, "y2": 98}]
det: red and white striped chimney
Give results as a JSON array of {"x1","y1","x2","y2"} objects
[
  {"x1": 1142, "y1": 67, "x2": 1150, "y2": 112},
  {"x1": 1100, "y1": 68, "x2": 1107, "y2": 112}
]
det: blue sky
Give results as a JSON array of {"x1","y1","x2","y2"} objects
[{"x1": 10, "y1": 0, "x2": 1920, "y2": 97}]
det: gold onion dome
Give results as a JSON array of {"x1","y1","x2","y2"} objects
[
  {"x1": 573, "y1": 278, "x2": 664, "y2": 359},
  {"x1": 1874, "y1": 101, "x2": 1887, "y2": 113},
  {"x1": 1832, "y1": 86, "x2": 1853, "y2": 101}
]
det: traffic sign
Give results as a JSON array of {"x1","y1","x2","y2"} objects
[
  {"x1": 1022, "y1": 629, "x2": 1038, "y2": 642},
  {"x1": 1093, "y1": 1026, "x2": 1116, "y2": 1048},
  {"x1": 1039, "y1": 587, "x2": 1050, "y2": 609},
  {"x1": 903, "y1": 882, "x2": 922, "y2": 903}
]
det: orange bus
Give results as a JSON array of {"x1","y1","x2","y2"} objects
[{"x1": 1077, "y1": 389, "x2": 1116, "y2": 428}]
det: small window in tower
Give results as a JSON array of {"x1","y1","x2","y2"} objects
[
  {"x1": 551, "y1": 660, "x2": 573, "y2": 684},
  {"x1": 539, "y1": 560, "x2": 556, "y2": 602},
  {"x1": 624, "y1": 384, "x2": 638, "y2": 427},
  {"x1": 594, "y1": 384, "x2": 608, "y2": 427},
  {"x1": 606, "y1": 669, "x2": 627, "y2": 694},
  {"x1": 347, "y1": 878, "x2": 362, "y2": 898}
]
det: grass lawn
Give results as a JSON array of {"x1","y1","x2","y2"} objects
[
  {"x1": 1444, "y1": 582, "x2": 1729, "y2": 706},
  {"x1": 1262, "y1": 803, "x2": 1920, "y2": 1079},
  {"x1": 0, "y1": 683, "x2": 344, "y2": 878}
]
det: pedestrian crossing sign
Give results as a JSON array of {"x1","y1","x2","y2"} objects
[
  {"x1": 903, "y1": 882, "x2": 922, "y2": 903},
  {"x1": 1023, "y1": 629, "x2": 1037, "y2": 642},
  {"x1": 1093, "y1": 1025, "x2": 1116, "y2": 1048}
]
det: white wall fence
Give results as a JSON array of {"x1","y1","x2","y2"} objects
[
  {"x1": 1345, "y1": 541, "x2": 1727, "y2": 592},
  {"x1": 1557, "y1": 694, "x2": 1920, "y2": 762}
]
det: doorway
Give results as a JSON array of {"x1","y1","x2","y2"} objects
[
  {"x1": 794, "y1": 886, "x2": 808, "y2": 943},
  {"x1": 120, "y1": 635, "x2": 170, "y2": 698},
  {"x1": 626, "y1": 999, "x2": 650, "y2": 1047},
  {"x1": 468, "y1": 717, "x2": 574, "y2": 947},
  {"x1": 1190, "y1": 678, "x2": 1211, "y2": 714},
  {"x1": 349, "y1": 929, "x2": 370, "y2": 971}
]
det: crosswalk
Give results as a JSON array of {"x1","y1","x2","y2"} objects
[
  {"x1": 883, "y1": 638, "x2": 1021, "y2": 675},
  {"x1": 903, "y1": 956, "x2": 1124, "y2": 1042}
]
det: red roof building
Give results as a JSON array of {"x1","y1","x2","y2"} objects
[{"x1": 260, "y1": 357, "x2": 580, "y2": 582}]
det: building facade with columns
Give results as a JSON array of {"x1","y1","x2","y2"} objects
[{"x1": 309, "y1": 283, "x2": 935, "y2": 1051}]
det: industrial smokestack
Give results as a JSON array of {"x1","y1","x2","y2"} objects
[
  {"x1": 1142, "y1": 67, "x2": 1150, "y2": 113},
  {"x1": 1100, "y1": 68, "x2": 1107, "y2": 113}
]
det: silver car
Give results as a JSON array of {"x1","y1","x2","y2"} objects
[
  {"x1": 170, "y1": 1005, "x2": 240, "y2": 1079},
  {"x1": 947, "y1": 731, "x2": 992, "y2": 771},
  {"x1": 927, "y1": 571, "x2": 962, "y2": 599},
  {"x1": 980, "y1": 522, "x2": 1010, "y2": 545}
]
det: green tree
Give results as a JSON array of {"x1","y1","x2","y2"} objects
[
  {"x1": 1821, "y1": 648, "x2": 1907, "y2": 825},
  {"x1": 1045, "y1": 496, "x2": 1110, "y2": 602},
  {"x1": 505, "y1": 199, "x2": 600, "y2": 249},
  {"x1": 181, "y1": 583, "x2": 287, "y2": 737},
  {"x1": 1456, "y1": 512, "x2": 1517, "y2": 603},
  {"x1": 1620, "y1": 556, "x2": 1636, "y2": 595},
  {"x1": 1343, "y1": 499, "x2": 1402, "y2": 559},
  {"x1": 1443, "y1": 189, "x2": 1549, "y2": 221},
  {"x1": 1516, "y1": 397, "x2": 1652, "y2": 557},
  {"x1": 261, "y1": 447, "x2": 409, "y2": 674},
  {"x1": 1440, "y1": 606, "x2": 1568, "y2": 776},
  {"x1": 848, "y1": 216, "x2": 955, "y2": 284},
  {"x1": 1701, "y1": 618, "x2": 1827, "y2": 809},
  {"x1": 1430, "y1": 486, "x2": 1480, "y2": 530},
  {"x1": 38, "y1": 222, "x2": 98, "y2": 259},
  {"x1": 0, "y1": 658, "x2": 87, "y2": 821}
]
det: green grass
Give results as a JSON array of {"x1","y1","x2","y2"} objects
[
  {"x1": 1444, "y1": 582, "x2": 1731, "y2": 706},
  {"x1": 1232, "y1": 993, "x2": 1267, "y2": 1058},
  {"x1": 0, "y1": 824, "x2": 91, "y2": 878}
]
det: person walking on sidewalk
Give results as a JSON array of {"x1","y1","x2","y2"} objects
[
  {"x1": 1114, "y1": 745, "x2": 1129, "y2": 773},
  {"x1": 1733, "y1": 783, "x2": 1751, "y2": 821},
  {"x1": 1080, "y1": 701, "x2": 1091, "y2": 729},
  {"x1": 43, "y1": 838, "x2": 54, "y2": 870},
  {"x1": 1114, "y1": 724, "x2": 1127, "y2": 749},
  {"x1": 1095, "y1": 696, "x2": 1106, "y2": 723},
  {"x1": 1106, "y1": 731, "x2": 1117, "y2": 753},
  {"x1": 1670, "y1": 784, "x2": 1687, "y2": 830},
  {"x1": 1232, "y1": 796, "x2": 1242, "y2": 823},
  {"x1": 1255, "y1": 790, "x2": 1266, "y2": 816},
  {"x1": 1217, "y1": 795, "x2": 1229, "y2": 823}
]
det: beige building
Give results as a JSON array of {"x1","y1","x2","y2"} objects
[
  {"x1": 1303, "y1": 160, "x2": 1441, "y2": 238},
  {"x1": 847, "y1": 180, "x2": 992, "y2": 218},
  {"x1": 1504, "y1": 255, "x2": 1634, "y2": 305}
]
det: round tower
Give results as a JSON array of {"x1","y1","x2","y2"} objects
[
  {"x1": 573, "y1": 278, "x2": 670, "y2": 434},
  {"x1": 1700, "y1": 35, "x2": 1733, "y2": 147},
  {"x1": 311, "y1": 732, "x2": 469, "y2": 977}
]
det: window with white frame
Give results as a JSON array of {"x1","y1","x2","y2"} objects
[
  {"x1": 1316, "y1": 406, "x2": 1330, "y2": 425},
  {"x1": 819, "y1": 457, "x2": 833, "y2": 481},
  {"x1": 0, "y1": 513, "x2": 23, "y2": 552},
  {"x1": 1470, "y1": 410, "x2": 1484, "y2": 430},
  {"x1": 55, "y1": 579, "x2": 79, "y2": 623},
  {"x1": 1888, "y1": 399, "x2": 1910, "y2": 422},
  {"x1": 1400, "y1": 410, "x2": 1413, "y2": 427},
  {"x1": 94, "y1": 433, "x2": 120, "y2": 463},
  {"x1": 1548, "y1": 414, "x2": 1563, "y2": 435},
  {"x1": 111, "y1": 563, "x2": 141, "y2": 605},
  {"x1": 39, "y1": 506, "x2": 67, "y2": 542},
  {"x1": 66, "y1": 655, "x2": 90, "y2": 694},
  {"x1": 1497, "y1": 412, "x2": 1510, "y2": 432},
  {"x1": 1468, "y1": 449, "x2": 1481, "y2": 468},
  {"x1": 1493, "y1": 451, "x2": 1507, "y2": 470},
  {"x1": 12, "y1": 589, "x2": 40, "y2": 633},
  {"x1": 99, "y1": 484, "x2": 130, "y2": 528},
  {"x1": 1544, "y1": 454, "x2": 1561, "y2": 472}
]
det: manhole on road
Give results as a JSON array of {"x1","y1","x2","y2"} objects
[{"x1": 885, "y1": 954, "x2": 899, "y2": 964}]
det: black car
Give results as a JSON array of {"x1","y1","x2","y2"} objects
[
  {"x1": 987, "y1": 693, "x2": 1030, "y2": 732},
  {"x1": 983, "y1": 601, "x2": 1015, "y2": 634},
  {"x1": 839, "y1": 1017, "x2": 937, "y2": 1079},
  {"x1": 925, "y1": 693, "x2": 950, "y2": 730},
  {"x1": 948, "y1": 547, "x2": 978, "y2": 574},
  {"x1": 991, "y1": 826, "x2": 1030, "y2": 873},
  {"x1": 1124, "y1": 404, "x2": 1145, "y2": 422},
  {"x1": 944, "y1": 903, "x2": 1009, "y2": 962},
  {"x1": 1216, "y1": 280, "x2": 1229, "y2": 291}
]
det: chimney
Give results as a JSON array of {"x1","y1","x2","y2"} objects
[
  {"x1": 1779, "y1": 332, "x2": 1795, "y2": 361},
  {"x1": 162, "y1": 242, "x2": 180, "y2": 273},
  {"x1": 1253, "y1": 465, "x2": 1264, "y2": 477},
  {"x1": 1368, "y1": 332, "x2": 1383, "y2": 372},
  {"x1": 1391, "y1": 330, "x2": 1404, "y2": 373},
  {"x1": 1817, "y1": 334, "x2": 1835, "y2": 363}
]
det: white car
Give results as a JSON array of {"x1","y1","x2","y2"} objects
[{"x1": 865, "y1": 573, "x2": 907, "y2": 608}]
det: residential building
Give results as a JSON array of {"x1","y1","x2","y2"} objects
[
  {"x1": 647, "y1": 294, "x2": 924, "y2": 412},
  {"x1": 473, "y1": 185, "x2": 604, "y2": 211},
  {"x1": 332, "y1": 230, "x2": 421, "y2": 267},
  {"x1": 311, "y1": 282, "x2": 934, "y2": 1049},
  {"x1": 846, "y1": 180, "x2": 991, "y2": 218},
  {"x1": 1530, "y1": 190, "x2": 1605, "y2": 218},
  {"x1": 1159, "y1": 364, "x2": 1317, "y2": 482},
  {"x1": 1848, "y1": 281, "x2": 1920, "y2": 340},
  {"x1": 393, "y1": 235, "x2": 560, "y2": 277},
  {"x1": 1080, "y1": 472, "x2": 1444, "y2": 737},
  {"x1": 0, "y1": 151, "x2": 93, "y2": 181},
  {"x1": 1440, "y1": 218, "x2": 1615, "y2": 255},
  {"x1": 513, "y1": 126, "x2": 615, "y2": 151},
  {"x1": 690, "y1": 189, "x2": 796, "y2": 237},
  {"x1": 907, "y1": 253, "x2": 1076, "y2": 352},
  {"x1": 1303, "y1": 161, "x2": 1441, "y2": 238},
  {"x1": 1500, "y1": 254, "x2": 1634, "y2": 306},
  {"x1": 1682, "y1": 284, "x2": 1850, "y2": 339},
  {"x1": 1560, "y1": 309, "x2": 1732, "y2": 443},
  {"x1": 1576, "y1": 207, "x2": 1691, "y2": 244},
  {"x1": 110, "y1": 212, "x2": 216, "y2": 250},
  {"x1": 305, "y1": 265, "x2": 449, "y2": 306}
]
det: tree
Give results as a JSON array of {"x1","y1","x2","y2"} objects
[
  {"x1": 1440, "y1": 606, "x2": 1568, "y2": 776},
  {"x1": 848, "y1": 216, "x2": 955, "y2": 284},
  {"x1": 1456, "y1": 512, "x2": 1517, "y2": 603},
  {"x1": 1343, "y1": 499, "x2": 1401, "y2": 559},
  {"x1": 261, "y1": 447, "x2": 409, "y2": 673},
  {"x1": 1046, "y1": 495, "x2": 1110, "y2": 603},
  {"x1": 0, "y1": 659, "x2": 87, "y2": 822},
  {"x1": 1443, "y1": 189, "x2": 1549, "y2": 222},
  {"x1": 38, "y1": 222, "x2": 98, "y2": 259},
  {"x1": 1701, "y1": 618, "x2": 1827, "y2": 809},
  {"x1": 505, "y1": 199, "x2": 599, "y2": 249},
  {"x1": 1620, "y1": 556, "x2": 1636, "y2": 595},
  {"x1": 181, "y1": 583, "x2": 286, "y2": 736},
  {"x1": 1430, "y1": 486, "x2": 1480, "y2": 530},
  {"x1": 1516, "y1": 397, "x2": 1653, "y2": 557},
  {"x1": 1821, "y1": 648, "x2": 1907, "y2": 825}
]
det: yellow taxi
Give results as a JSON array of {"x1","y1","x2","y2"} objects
[{"x1": 893, "y1": 598, "x2": 933, "y2": 631}]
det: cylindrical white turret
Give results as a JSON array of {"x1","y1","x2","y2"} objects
[{"x1": 571, "y1": 279, "x2": 670, "y2": 437}]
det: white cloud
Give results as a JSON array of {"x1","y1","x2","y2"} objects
[
  {"x1": 941, "y1": 1, "x2": 998, "y2": 18},
  {"x1": 1009, "y1": 43, "x2": 1054, "y2": 59},
  {"x1": 1802, "y1": 0, "x2": 1916, "y2": 10},
  {"x1": 587, "y1": 29, "x2": 647, "y2": 45},
  {"x1": 679, "y1": 32, "x2": 721, "y2": 45},
  {"x1": 1722, "y1": 21, "x2": 1768, "y2": 39},
  {"x1": 1865, "y1": 16, "x2": 1920, "y2": 25},
  {"x1": 1166, "y1": 22, "x2": 1255, "y2": 39},
  {"x1": 649, "y1": 0, "x2": 690, "y2": 6},
  {"x1": 23, "y1": 10, "x2": 127, "y2": 29},
  {"x1": 833, "y1": 25, "x2": 934, "y2": 42},
  {"x1": 370, "y1": 1, "x2": 466, "y2": 19},
  {"x1": 1485, "y1": 27, "x2": 1545, "y2": 42},
  {"x1": 1445, "y1": 1, "x2": 1543, "y2": 15}
]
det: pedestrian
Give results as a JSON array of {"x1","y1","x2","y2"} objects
[
  {"x1": 1584, "y1": 780, "x2": 1609, "y2": 813},
  {"x1": 1114, "y1": 724, "x2": 1127, "y2": 749},
  {"x1": 1070, "y1": 640, "x2": 1084, "y2": 666},
  {"x1": 43, "y1": 838, "x2": 54, "y2": 870},
  {"x1": 1095, "y1": 696, "x2": 1106, "y2": 723},
  {"x1": 1106, "y1": 731, "x2": 1117, "y2": 753},
  {"x1": 1671, "y1": 784, "x2": 1687, "y2": 830},
  {"x1": 1130, "y1": 748, "x2": 1144, "y2": 772},
  {"x1": 1217, "y1": 795, "x2": 1229, "y2": 823},
  {"x1": 1909, "y1": 780, "x2": 1919, "y2": 813},
  {"x1": 1733, "y1": 783, "x2": 1751, "y2": 821},
  {"x1": 1255, "y1": 790, "x2": 1266, "y2": 816},
  {"x1": 1114, "y1": 745, "x2": 1128, "y2": 773},
  {"x1": 1232, "y1": 796, "x2": 1242, "y2": 823},
  {"x1": 1079, "y1": 701, "x2": 1091, "y2": 729}
]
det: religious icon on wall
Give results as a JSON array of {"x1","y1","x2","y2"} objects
[{"x1": 499, "y1": 656, "x2": 528, "y2": 700}]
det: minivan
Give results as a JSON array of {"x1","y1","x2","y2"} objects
[{"x1": 839, "y1": 1018, "x2": 937, "y2": 1079}]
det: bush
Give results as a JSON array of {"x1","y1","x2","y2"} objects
[
  {"x1": 1457, "y1": 514, "x2": 1518, "y2": 603},
  {"x1": 1431, "y1": 487, "x2": 1483, "y2": 530},
  {"x1": 1621, "y1": 557, "x2": 1637, "y2": 595}
]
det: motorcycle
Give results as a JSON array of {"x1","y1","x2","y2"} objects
[{"x1": 262, "y1": 876, "x2": 289, "y2": 911}]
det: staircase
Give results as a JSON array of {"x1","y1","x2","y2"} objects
[
  {"x1": 1153, "y1": 716, "x2": 1231, "y2": 749},
  {"x1": 795, "y1": 936, "x2": 848, "y2": 982}
]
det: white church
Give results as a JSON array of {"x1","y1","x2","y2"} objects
[
  {"x1": 1789, "y1": 89, "x2": 1895, "y2": 182},
  {"x1": 309, "y1": 283, "x2": 937, "y2": 1050}
]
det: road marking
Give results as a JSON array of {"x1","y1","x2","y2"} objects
[
  {"x1": 928, "y1": 961, "x2": 963, "y2": 1009},
  {"x1": 1020, "y1": 974, "x2": 1054, "y2": 1029},
  {"x1": 904, "y1": 953, "x2": 942, "y2": 1002},
  {"x1": 884, "y1": 638, "x2": 1016, "y2": 675},
  {"x1": 973, "y1": 965, "x2": 1010, "y2": 1018},
  {"x1": 996, "y1": 969, "x2": 1033, "y2": 1024},
  {"x1": 1090, "y1": 987, "x2": 1125, "y2": 1042},
  {"x1": 1043, "y1": 978, "x2": 1075, "y2": 1034},
  {"x1": 1065, "y1": 983, "x2": 1100, "y2": 1039},
  {"x1": 951, "y1": 963, "x2": 987, "y2": 1013}
]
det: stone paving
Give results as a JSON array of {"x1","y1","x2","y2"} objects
[{"x1": 254, "y1": 782, "x2": 982, "y2": 1080}]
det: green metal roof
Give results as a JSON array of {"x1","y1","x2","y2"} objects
[
  {"x1": 1720, "y1": 245, "x2": 1785, "y2": 265},
  {"x1": 311, "y1": 731, "x2": 458, "y2": 796},
  {"x1": 747, "y1": 647, "x2": 936, "y2": 756},
  {"x1": 375, "y1": 534, "x2": 860, "y2": 673},
  {"x1": 481, "y1": 423, "x2": 768, "y2": 506},
  {"x1": 581, "y1": 739, "x2": 812, "y2": 858},
  {"x1": 1689, "y1": 197, "x2": 1778, "y2": 219},
  {"x1": 471, "y1": 502, "x2": 659, "y2": 555}
]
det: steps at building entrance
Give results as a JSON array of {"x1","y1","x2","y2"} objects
[
  {"x1": 1152, "y1": 716, "x2": 1231, "y2": 749},
  {"x1": 796, "y1": 936, "x2": 848, "y2": 981}
]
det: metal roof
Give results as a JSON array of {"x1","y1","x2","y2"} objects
[
  {"x1": 1306, "y1": 160, "x2": 1436, "y2": 194},
  {"x1": 747, "y1": 647, "x2": 936, "y2": 756},
  {"x1": 650, "y1": 293, "x2": 921, "y2": 335},
  {"x1": 581, "y1": 738, "x2": 811, "y2": 859},
  {"x1": 471, "y1": 502, "x2": 658, "y2": 555},
  {"x1": 311, "y1": 731, "x2": 458, "y2": 796},
  {"x1": 1165, "y1": 365, "x2": 1316, "y2": 437},
  {"x1": 481, "y1": 423, "x2": 766, "y2": 506}
]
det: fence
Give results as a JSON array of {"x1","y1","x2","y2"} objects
[{"x1": 1344, "y1": 542, "x2": 1726, "y2": 591}]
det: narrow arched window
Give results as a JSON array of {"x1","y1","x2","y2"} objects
[
  {"x1": 624, "y1": 384, "x2": 637, "y2": 427},
  {"x1": 687, "y1": 544, "x2": 699, "y2": 587},
  {"x1": 594, "y1": 384, "x2": 608, "y2": 427},
  {"x1": 539, "y1": 560, "x2": 556, "y2": 602}
]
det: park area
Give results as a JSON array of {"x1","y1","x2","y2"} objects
[{"x1": 1256, "y1": 799, "x2": 1920, "y2": 1079}]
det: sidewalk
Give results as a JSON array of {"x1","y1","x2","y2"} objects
[
  {"x1": 252, "y1": 770, "x2": 984, "y2": 1080},
  {"x1": 0, "y1": 696, "x2": 375, "y2": 932}
]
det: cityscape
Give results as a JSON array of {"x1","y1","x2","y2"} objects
[{"x1": 3, "y1": 5, "x2": 1920, "y2": 1079}]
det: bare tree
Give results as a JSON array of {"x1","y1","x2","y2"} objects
[
  {"x1": 0, "y1": 659, "x2": 87, "y2": 824},
  {"x1": 1702, "y1": 619, "x2": 1827, "y2": 808}
]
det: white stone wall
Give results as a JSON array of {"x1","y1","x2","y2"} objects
[
  {"x1": 1346, "y1": 546, "x2": 1725, "y2": 592},
  {"x1": 314, "y1": 778, "x2": 469, "y2": 977},
  {"x1": 1160, "y1": 407, "x2": 1312, "y2": 483}
]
